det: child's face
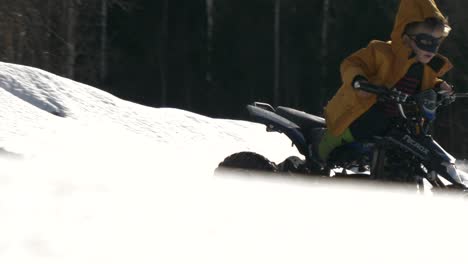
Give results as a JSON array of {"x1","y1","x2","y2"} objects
[{"x1": 405, "y1": 26, "x2": 445, "y2": 64}]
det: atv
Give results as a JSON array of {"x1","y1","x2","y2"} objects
[{"x1": 217, "y1": 82, "x2": 468, "y2": 192}]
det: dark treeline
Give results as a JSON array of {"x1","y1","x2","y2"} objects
[{"x1": 1, "y1": 0, "x2": 468, "y2": 156}]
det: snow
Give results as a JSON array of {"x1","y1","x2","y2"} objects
[{"x1": 0, "y1": 61, "x2": 467, "y2": 264}]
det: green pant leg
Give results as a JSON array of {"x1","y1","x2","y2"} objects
[{"x1": 318, "y1": 128, "x2": 355, "y2": 161}]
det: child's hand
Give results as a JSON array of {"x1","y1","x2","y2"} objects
[
  {"x1": 438, "y1": 81, "x2": 454, "y2": 95},
  {"x1": 353, "y1": 79, "x2": 373, "y2": 98}
]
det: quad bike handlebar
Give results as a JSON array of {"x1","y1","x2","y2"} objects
[
  {"x1": 354, "y1": 80, "x2": 468, "y2": 106},
  {"x1": 353, "y1": 81, "x2": 409, "y2": 103}
]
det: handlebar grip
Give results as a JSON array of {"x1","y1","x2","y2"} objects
[
  {"x1": 354, "y1": 81, "x2": 409, "y2": 103},
  {"x1": 353, "y1": 81, "x2": 390, "y2": 96}
]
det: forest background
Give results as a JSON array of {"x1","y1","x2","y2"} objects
[{"x1": 1, "y1": 0, "x2": 468, "y2": 157}]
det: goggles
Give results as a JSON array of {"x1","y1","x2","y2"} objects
[{"x1": 407, "y1": 33, "x2": 443, "y2": 53}]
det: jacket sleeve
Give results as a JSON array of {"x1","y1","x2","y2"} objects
[
  {"x1": 435, "y1": 78, "x2": 444, "y2": 88},
  {"x1": 340, "y1": 41, "x2": 380, "y2": 87}
]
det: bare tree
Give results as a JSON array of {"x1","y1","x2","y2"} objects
[
  {"x1": 99, "y1": 0, "x2": 108, "y2": 82},
  {"x1": 274, "y1": 0, "x2": 281, "y2": 106},
  {"x1": 320, "y1": 0, "x2": 330, "y2": 107},
  {"x1": 42, "y1": 0, "x2": 53, "y2": 71},
  {"x1": 206, "y1": 0, "x2": 214, "y2": 83},
  {"x1": 65, "y1": 0, "x2": 77, "y2": 79},
  {"x1": 159, "y1": 0, "x2": 169, "y2": 106}
]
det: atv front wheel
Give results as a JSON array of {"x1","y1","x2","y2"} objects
[{"x1": 217, "y1": 151, "x2": 278, "y2": 172}]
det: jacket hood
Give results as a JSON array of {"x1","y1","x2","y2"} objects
[{"x1": 391, "y1": 0, "x2": 446, "y2": 58}]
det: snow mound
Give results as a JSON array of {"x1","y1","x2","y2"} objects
[{"x1": 0, "y1": 62, "x2": 299, "y2": 163}]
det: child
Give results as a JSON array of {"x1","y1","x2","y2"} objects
[{"x1": 314, "y1": 0, "x2": 454, "y2": 165}]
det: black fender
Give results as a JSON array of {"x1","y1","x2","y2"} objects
[
  {"x1": 246, "y1": 105, "x2": 309, "y2": 156},
  {"x1": 418, "y1": 136, "x2": 465, "y2": 186},
  {"x1": 275, "y1": 106, "x2": 326, "y2": 130},
  {"x1": 387, "y1": 131, "x2": 465, "y2": 186}
]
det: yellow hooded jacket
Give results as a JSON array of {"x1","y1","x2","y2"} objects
[{"x1": 323, "y1": 0, "x2": 453, "y2": 136}]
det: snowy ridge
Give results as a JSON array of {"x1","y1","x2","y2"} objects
[
  {"x1": 0, "y1": 62, "x2": 298, "y2": 162},
  {"x1": 0, "y1": 62, "x2": 467, "y2": 264}
]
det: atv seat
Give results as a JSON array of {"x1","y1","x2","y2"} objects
[{"x1": 275, "y1": 106, "x2": 326, "y2": 131}]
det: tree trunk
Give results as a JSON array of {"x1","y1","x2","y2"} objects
[
  {"x1": 182, "y1": 3, "x2": 191, "y2": 109},
  {"x1": 274, "y1": 0, "x2": 281, "y2": 106},
  {"x1": 66, "y1": 0, "x2": 77, "y2": 79},
  {"x1": 100, "y1": 0, "x2": 108, "y2": 83},
  {"x1": 206, "y1": 0, "x2": 214, "y2": 83},
  {"x1": 15, "y1": 16, "x2": 25, "y2": 63},
  {"x1": 42, "y1": 0, "x2": 53, "y2": 71},
  {"x1": 159, "y1": 0, "x2": 169, "y2": 106},
  {"x1": 319, "y1": 0, "x2": 330, "y2": 107},
  {"x1": 3, "y1": 21, "x2": 14, "y2": 61}
]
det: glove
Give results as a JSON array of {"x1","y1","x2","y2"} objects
[
  {"x1": 438, "y1": 90, "x2": 455, "y2": 106},
  {"x1": 435, "y1": 81, "x2": 454, "y2": 95},
  {"x1": 352, "y1": 75, "x2": 368, "y2": 89}
]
